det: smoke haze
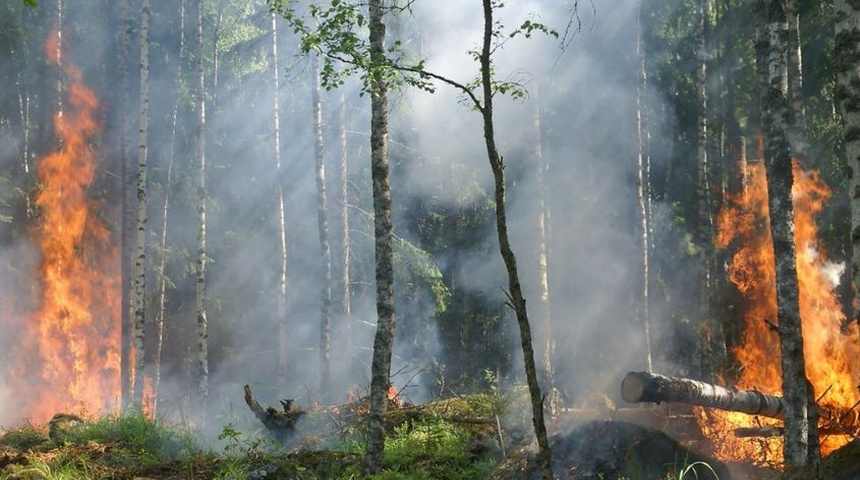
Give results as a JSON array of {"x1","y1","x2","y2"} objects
[{"x1": 0, "y1": 0, "x2": 704, "y2": 438}]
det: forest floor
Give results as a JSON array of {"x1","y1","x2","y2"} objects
[{"x1": 0, "y1": 392, "x2": 858, "y2": 479}]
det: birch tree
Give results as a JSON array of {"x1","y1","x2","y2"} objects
[
  {"x1": 363, "y1": 0, "x2": 394, "y2": 471},
  {"x1": 531, "y1": 88, "x2": 555, "y2": 412},
  {"x1": 695, "y1": 0, "x2": 717, "y2": 380},
  {"x1": 757, "y1": 0, "x2": 817, "y2": 470},
  {"x1": 473, "y1": 4, "x2": 552, "y2": 476},
  {"x1": 115, "y1": 0, "x2": 134, "y2": 410},
  {"x1": 131, "y1": 0, "x2": 151, "y2": 411},
  {"x1": 194, "y1": 0, "x2": 209, "y2": 405},
  {"x1": 338, "y1": 92, "x2": 353, "y2": 374},
  {"x1": 271, "y1": 10, "x2": 289, "y2": 392},
  {"x1": 269, "y1": 0, "x2": 398, "y2": 472},
  {"x1": 835, "y1": 0, "x2": 860, "y2": 330},
  {"x1": 636, "y1": 1, "x2": 653, "y2": 373},
  {"x1": 273, "y1": 1, "x2": 556, "y2": 476},
  {"x1": 153, "y1": 0, "x2": 187, "y2": 415},
  {"x1": 312, "y1": 53, "x2": 333, "y2": 403}
]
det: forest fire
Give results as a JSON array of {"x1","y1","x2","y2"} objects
[
  {"x1": 697, "y1": 157, "x2": 860, "y2": 466},
  {"x1": 5, "y1": 30, "x2": 120, "y2": 425}
]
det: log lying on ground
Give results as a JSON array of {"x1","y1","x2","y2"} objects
[{"x1": 621, "y1": 371, "x2": 785, "y2": 418}]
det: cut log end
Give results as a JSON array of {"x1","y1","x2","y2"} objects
[{"x1": 621, "y1": 372, "x2": 648, "y2": 403}]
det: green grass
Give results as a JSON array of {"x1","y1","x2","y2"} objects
[
  {"x1": 372, "y1": 416, "x2": 495, "y2": 480},
  {"x1": 0, "y1": 395, "x2": 505, "y2": 480}
]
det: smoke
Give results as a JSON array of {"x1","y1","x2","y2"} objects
[{"x1": 0, "y1": 0, "x2": 708, "y2": 438}]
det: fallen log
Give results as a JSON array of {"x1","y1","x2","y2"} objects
[{"x1": 621, "y1": 371, "x2": 785, "y2": 418}]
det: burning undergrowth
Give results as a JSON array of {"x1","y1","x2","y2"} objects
[
  {"x1": 697, "y1": 157, "x2": 860, "y2": 466},
  {"x1": 0, "y1": 29, "x2": 120, "y2": 427}
]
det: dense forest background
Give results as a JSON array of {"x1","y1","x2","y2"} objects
[{"x1": 0, "y1": 0, "x2": 850, "y2": 432}]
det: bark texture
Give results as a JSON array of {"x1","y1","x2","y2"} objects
[
  {"x1": 339, "y1": 92, "x2": 353, "y2": 373},
  {"x1": 835, "y1": 0, "x2": 860, "y2": 328},
  {"x1": 362, "y1": 0, "x2": 395, "y2": 474},
  {"x1": 115, "y1": 0, "x2": 133, "y2": 410},
  {"x1": 479, "y1": 1, "x2": 552, "y2": 478},
  {"x1": 312, "y1": 54, "x2": 333, "y2": 403},
  {"x1": 621, "y1": 371, "x2": 785, "y2": 417},
  {"x1": 758, "y1": 0, "x2": 815, "y2": 468},
  {"x1": 194, "y1": 0, "x2": 209, "y2": 405},
  {"x1": 131, "y1": 0, "x2": 151, "y2": 410},
  {"x1": 271, "y1": 11, "x2": 289, "y2": 391}
]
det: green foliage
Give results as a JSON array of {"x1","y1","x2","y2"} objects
[
  {"x1": 375, "y1": 417, "x2": 493, "y2": 480},
  {"x1": 270, "y1": 0, "x2": 433, "y2": 93},
  {"x1": 0, "y1": 425, "x2": 49, "y2": 450},
  {"x1": 5, "y1": 459, "x2": 83, "y2": 480},
  {"x1": 58, "y1": 413, "x2": 196, "y2": 465},
  {"x1": 393, "y1": 236, "x2": 450, "y2": 315}
]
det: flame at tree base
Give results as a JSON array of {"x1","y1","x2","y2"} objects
[
  {"x1": 2, "y1": 30, "x2": 120, "y2": 426},
  {"x1": 698, "y1": 159, "x2": 860, "y2": 467}
]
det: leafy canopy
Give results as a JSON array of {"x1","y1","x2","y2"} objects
[{"x1": 269, "y1": 0, "x2": 558, "y2": 105}]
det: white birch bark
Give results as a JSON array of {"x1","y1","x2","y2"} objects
[
  {"x1": 363, "y1": 0, "x2": 396, "y2": 473},
  {"x1": 194, "y1": 0, "x2": 209, "y2": 405},
  {"x1": 835, "y1": 0, "x2": 860, "y2": 329},
  {"x1": 131, "y1": 0, "x2": 151, "y2": 411}
]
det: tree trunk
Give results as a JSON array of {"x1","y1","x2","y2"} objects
[
  {"x1": 15, "y1": 72, "x2": 33, "y2": 220},
  {"x1": 758, "y1": 0, "x2": 817, "y2": 469},
  {"x1": 532, "y1": 86, "x2": 555, "y2": 413},
  {"x1": 115, "y1": 0, "x2": 134, "y2": 411},
  {"x1": 835, "y1": 0, "x2": 860, "y2": 330},
  {"x1": 786, "y1": 0, "x2": 806, "y2": 144},
  {"x1": 195, "y1": 0, "x2": 209, "y2": 406},
  {"x1": 131, "y1": 0, "x2": 151, "y2": 411},
  {"x1": 362, "y1": 0, "x2": 395, "y2": 474},
  {"x1": 696, "y1": 0, "x2": 716, "y2": 380},
  {"x1": 621, "y1": 371, "x2": 785, "y2": 417},
  {"x1": 478, "y1": 1, "x2": 552, "y2": 478},
  {"x1": 271, "y1": 10, "x2": 289, "y2": 392},
  {"x1": 636, "y1": 2, "x2": 654, "y2": 374},
  {"x1": 312, "y1": 53, "x2": 333, "y2": 403},
  {"x1": 153, "y1": 0, "x2": 186, "y2": 416},
  {"x1": 338, "y1": 91, "x2": 354, "y2": 376}
]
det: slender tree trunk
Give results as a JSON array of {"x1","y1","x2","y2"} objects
[
  {"x1": 836, "y1": 0, "x2": 860, "y2": 331},
  {"x1": 16, "y1": 73, "x2": 33, "y2": 220},
  {"x1": 312, "y1": 54, "x2": 333, "y2": 403},
  {"x1": 478, "y1": 1, "x2": 552, "y2": 478},
  {"x1": 363, "y1": 0, "x2": 396, "y2": 474},
  {"x1": 696, "y1": 0, "x2": 716, "y2": 380},
  {"x1": 786, "y1": 0, "x2": 806, "y2": 140},
  {"x1": 211, "y1": 0, "x2": 223, "y2": 106},
  {"x1": 339, "y1": 92, "x2": 353, "y2": 376},
  {"x1": 715, "y1": 0, "x2": 737, "y2": 357},
  {"x1": 195, "y1": 0, "x2": 209, "y2": 406},
  {"x1": 116, "y1": 0, "x2": 134, "y2": 411},
  {"x1": 153, "y1": 0, "x2": 187, "y2": 415},
  {"x1": 271, "y1": 11, "x2": 289, "y2": 392},
  {"x1": 636, "y1": 1, "x2": 653, "y2": 374},
  {"x1": 758, "y1": 0, "x2": 816, "y2": 470},
  {"x1": 132, "y1": 0, "x2": 151, "y2": 411},
  {"x1": 532, "y1": 88, "x2": 555, "y2": 414}
]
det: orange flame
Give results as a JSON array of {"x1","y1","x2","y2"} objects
[
  {"x1": 8, "y1": 30, "x2": 120, "y2": 424},
  {"x1": 699, "y1": 158, "x2": 860, "y2": 466}
]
